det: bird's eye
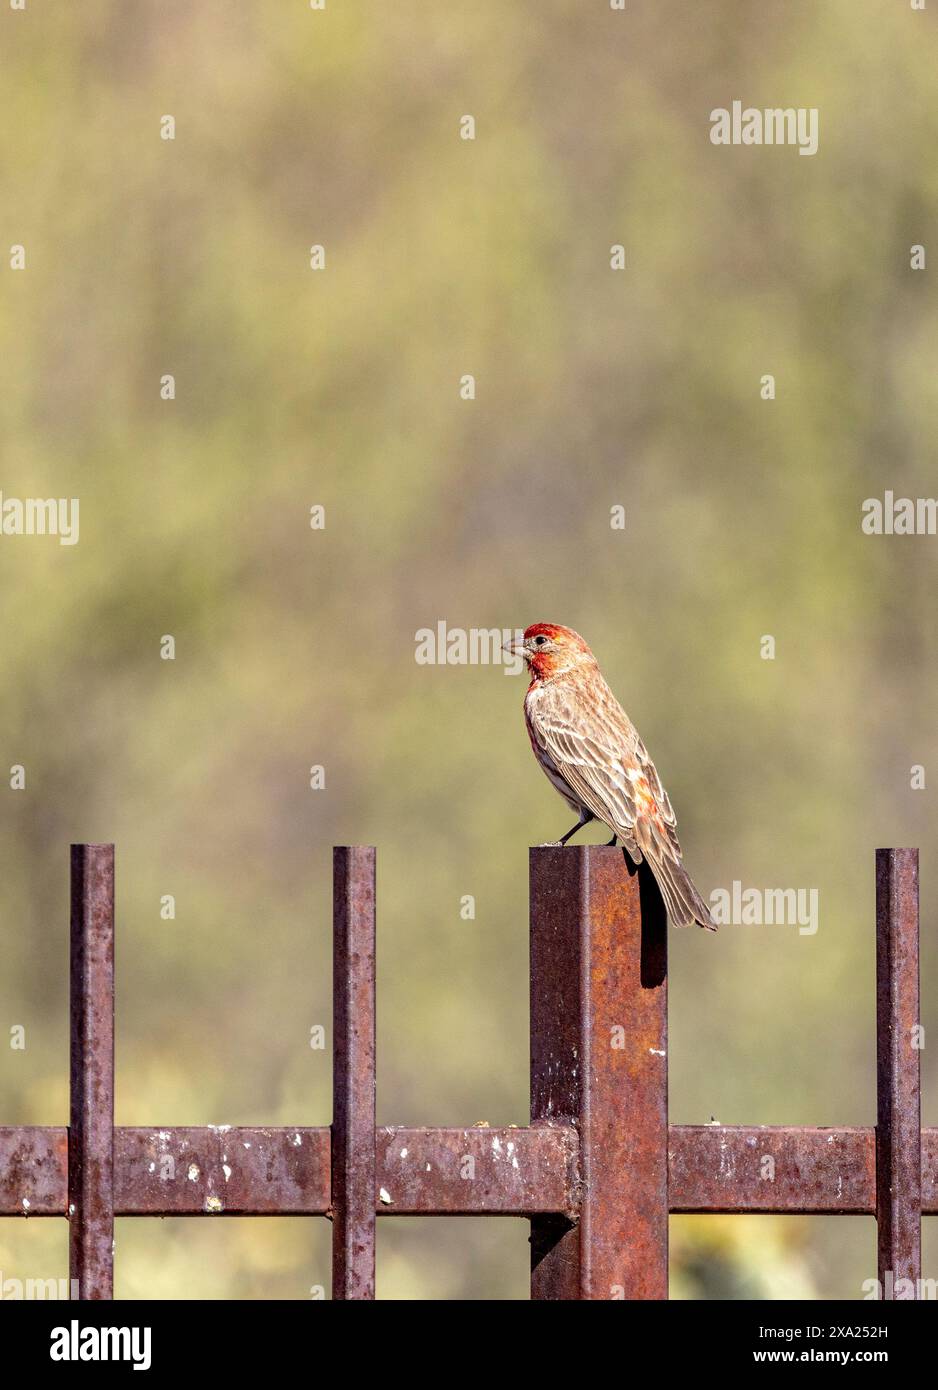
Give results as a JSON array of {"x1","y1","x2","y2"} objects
[{"x1": 534, "y1": 635, "x2": 548, "y2": 646}]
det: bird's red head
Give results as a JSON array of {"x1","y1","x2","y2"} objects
[{"x1": 504, "y1": 623, "x2": 596, "y2": 682}]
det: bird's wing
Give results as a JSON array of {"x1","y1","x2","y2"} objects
[{"x1": 528, "y1": 679, "x2": 684, "y2": 866}]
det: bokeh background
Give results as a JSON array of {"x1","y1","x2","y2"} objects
[{"x1": 1, "y1": 0, "x2": 936, "y2": 1299}]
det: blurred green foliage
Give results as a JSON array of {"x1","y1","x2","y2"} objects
[{"x1": 1, "y1": 1, "x2": 936, "y2": 1299}]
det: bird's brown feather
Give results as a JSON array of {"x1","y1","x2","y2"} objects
[{"x1": 524, "y1": 658, "x2": 715, "y2": 930}]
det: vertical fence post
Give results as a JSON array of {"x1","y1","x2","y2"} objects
[
  {"x1": 530, "y1": 845, "x2": 668, "y2": 1299},
  {"x1": 69, "y1": 843, "x2": 115, "y2": 1300},
  {"x1": 875, "y1": 847, "x2": 921, "y2": 1299},
  {"x1": 331, "y1": 846, "x2": 377, "y2": 1299}
]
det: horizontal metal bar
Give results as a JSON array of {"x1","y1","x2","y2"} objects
[
  {"x1": 3, "y1": 1124, "x2": 936, "y2": 1217},
  {"x1": 670, "y1": 1126, "x2": 883, "y2": 1214},
  {"x1": 374, "y1": 1125, "x2": 580, "y2": 1216},
  {"x1": 0, "y1": 1125, "x2": 578, "y2": 1217},
  {"x1": 0, "y1": 1127, "x2": 68, "y2": 1216},
  {"x1": 116, "y1": 1126, "x2": 331, "y2": 1215}
]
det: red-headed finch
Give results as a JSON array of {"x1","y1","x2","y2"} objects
[{"x1": 505, "y1": 623, "x2": 716, "y2": 931}]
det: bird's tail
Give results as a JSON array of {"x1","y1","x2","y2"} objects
[{"x1": 648, "y1": 854, "x2": 717, "y2": 931}]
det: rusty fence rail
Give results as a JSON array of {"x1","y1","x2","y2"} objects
[{"x1": 0, "y1": 844, "x2": 932, "y2": 1299}]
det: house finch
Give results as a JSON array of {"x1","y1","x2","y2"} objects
[{"x1": 505, "y1": 623, "x2": 716, "y2": 930}]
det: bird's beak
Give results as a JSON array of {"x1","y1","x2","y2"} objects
[{"x1": 503, "y1": 637, "x2": 527, "y2": 661}]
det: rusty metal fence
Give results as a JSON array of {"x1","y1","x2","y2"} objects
[{"x1": 0, "y1": 843, "x2": 932, "y2": 1299}]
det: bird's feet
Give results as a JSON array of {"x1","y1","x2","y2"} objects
[{"x1": 537, "y1": 840, "x2": 565, "y2": 847}]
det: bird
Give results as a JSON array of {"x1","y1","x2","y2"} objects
[{"x1": 504, "y1": 622, "x2": 716, "y2": 930}]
